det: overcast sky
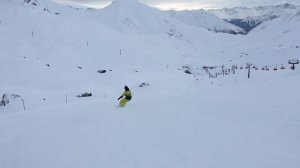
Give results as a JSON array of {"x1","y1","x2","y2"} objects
[{"x1": 54, "y1": 0, "x2": 300, "y2": 10}]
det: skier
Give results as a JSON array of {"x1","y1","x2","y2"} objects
[{"x1": 118, "y1": 85, "x2": 132, "y2": 107}]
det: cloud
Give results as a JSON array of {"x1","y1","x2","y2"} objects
[
  {"x1": 53, "y1": 0, "x2": 300, "y2": 9},
  {"x1": 53, "y1": 0, "x2": 111, "y2": 8},
  {"x1": 148, "y1": 2, "x2": 217, "y2": 10}
]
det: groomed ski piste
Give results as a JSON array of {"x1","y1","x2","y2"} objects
[{"x1": 0, "y1": 0, "x2": 300, "y2": 168}]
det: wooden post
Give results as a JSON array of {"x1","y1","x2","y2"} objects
[
  {"x1": 222, "y1": 65, "x2": 225, "y2": 76},
  {"x1": 21, "y1": 99, "x2": 26, "y2": 111},
  {"x1": 247, "y1": 63, "x2": 252, "y2": 79},
  {"x1": 232, "y1": 65, "x2": 236, "y2": 74}
]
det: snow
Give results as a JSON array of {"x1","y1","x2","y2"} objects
[
  {"x1": 0, "y1": 0, "x2": 300, "y2": 168},
  {"x1": 1, "y1": 71, "x2": 300, "y2": 168}
]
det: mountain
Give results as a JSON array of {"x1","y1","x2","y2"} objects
[
  {"x1": 94, "y1": 0, "x2": 238, "y2": 39},
  {"x1": 225, "y1": 14, "x2": 279, "y2": 32},
  {"x1": 229, "y1": 10, "x2": 300, "y2": 65},
  {"x1": 249, "y1": 10, "x2": 300, "y2": 40},
  {"x1": 14, "y1": 0, "x2": 247, "y2": 35},
  {"x1": 96, "y1": 0, "x2": 187, "y2": 36},
  {"x1": 167, "y1": 9, "x2": 246, "y2": 35},
  {"x1": 209, "y1": 3, "x2": 300, "y2": 19},
  {"x1": 209, "y1": 3, "x2": 300, "y2": 33}
]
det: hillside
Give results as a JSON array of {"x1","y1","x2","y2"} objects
[
  {"x1": 237, "y1": 10, "x2": 300, "y2": 64},
  {"x1": 167, "y1": 9, "x2": 245, "y2": 34}
]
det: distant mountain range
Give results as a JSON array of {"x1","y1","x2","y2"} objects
[
  {"x1": 208, "y1": 3, "x2": 300, "y2": 33},
  {"x1": 11, "y1": 0, "x2": 300, "y2": 36},
  {"x1": 21, "y1": 0, "x2": 246, "y2": 35}
]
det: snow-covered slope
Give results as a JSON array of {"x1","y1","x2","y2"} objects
[
  {"x1": 167, "y1": 9, "x2": 246, "y2": 34},
  {"x1": 0, "y1": 0, "x2": 210, "y2": 101},
  {"x1": 247, "y1": 10, "x2": 300, "y2": 51},
  {"x1": 1, "y1": 70, "x2": 300, "y2": 168},
  {"x1": 0, "y1": 0, "x2": 300, "y2": 168},
  {"x1": 226, "y1": 10, "x2": 300, "y2": 65}
]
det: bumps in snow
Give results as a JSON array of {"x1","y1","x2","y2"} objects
[
  {"x1": 139, "y1": 82, "x2": 150, "y2": 87},
  {"x1": 97, "y1": 70, "x2": 107, "y2": 73},
  {"x1": 77, "y1": 93, "x2": 92, "y2": 98},
  {"x1": 184, "y1": 69, "x2": 192, "y2": 74},
  {"x1": 0, "y1": 94, "x2": 9, "y2": 106},
  {"x1": 0, "y1": 94, "x2": 21, "y2": 107},
  {"x1": 97, "y1": 70, "x2": 112, "y2": 74},
  {"x1": 180, "y1": 65, "x2": 192, "y2": 74}
]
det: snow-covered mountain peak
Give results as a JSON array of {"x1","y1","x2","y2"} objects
[
  {"x1": 106, "y1": 0, "x2": 147, "y2": 11},
  {"x1": 99, "y1": 0, "x2": 185, "y2": 35}
]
